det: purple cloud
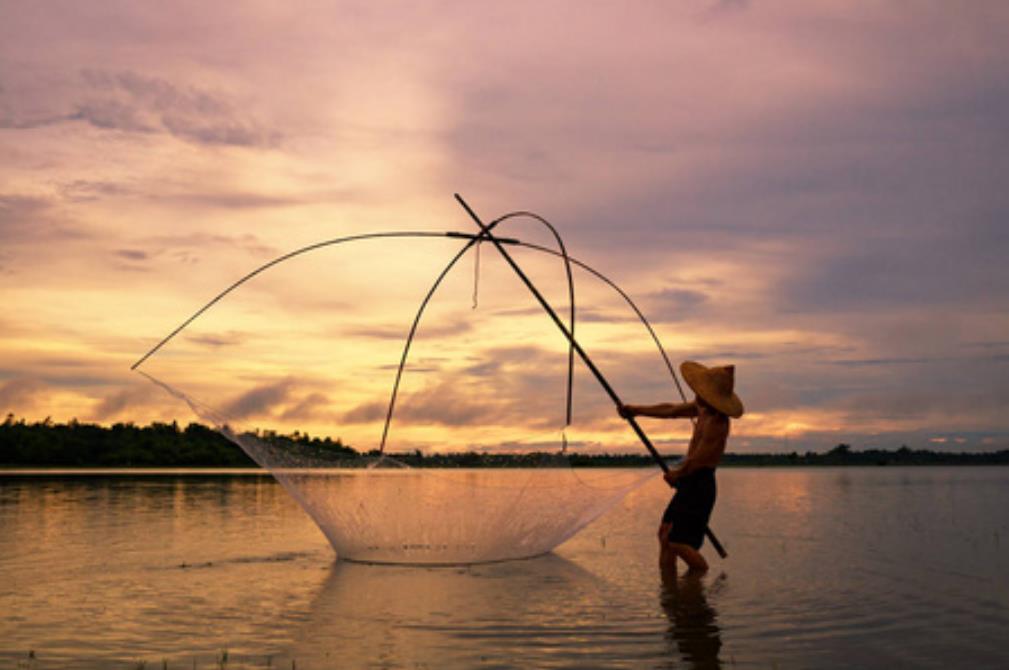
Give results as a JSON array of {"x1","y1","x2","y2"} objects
[
  {"x1": 220, "y1": 380, "x2": 294, "y2": 420},
  {"x1": 0, "y1": 378, "x2": 45, "y2": 415},
  {"x1": 2, "y1": 69, "x2": 279, "y2": 148}
]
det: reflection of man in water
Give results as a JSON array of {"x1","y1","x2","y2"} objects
[
  {"x1": 660, "y1": 568, "x2": 723, "y2": 669},
  {"x1": 619, "y1": 362, "x2": 743, "y2": 574}
]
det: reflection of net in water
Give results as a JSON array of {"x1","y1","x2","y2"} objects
[{"x1": 135, "y1": 213, "x2": 679, "y2": 564}]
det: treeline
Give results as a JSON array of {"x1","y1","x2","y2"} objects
[
  {"x1": 558, "y1": 444, "x2": 1009, "y2": 467},
  {"x1": 0, "y1": 416, "x2": 350, "y2": 467},
  {"x1": 719, "y1": 443, "x2": 1009, "y2": 467},
  {"x1": 1, "y1": 417, "x2": 255, "y2": 467},
  {"x1": 1, "y1": 417, "x2": 1007, "y2": 468},
  {"x1": 376, "y1": 441, "x2": 1009, "y2": 467}
]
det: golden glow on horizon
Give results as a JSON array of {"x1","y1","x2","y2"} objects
[{"x1": 3, "y1": 2, "x2": 1007, "y2": 453}]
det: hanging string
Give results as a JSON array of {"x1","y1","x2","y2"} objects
[
  {"x1": 377, "y1": 213, "x2": 575, "y2": 455},
  {"x1": 472, "y1": 239, "x2": 481, "y2": 309}
]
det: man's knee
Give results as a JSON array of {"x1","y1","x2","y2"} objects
[
  {"x1": 668, "y1": 542, "x2": 708, "y2": 570},
  {"x1": 668, "y1": 542, "x2": 697, "y2": 557}
]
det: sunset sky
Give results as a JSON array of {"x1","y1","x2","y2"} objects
[{"x1": 2, "y1": 1, "x2": 1008, "y2": 454}]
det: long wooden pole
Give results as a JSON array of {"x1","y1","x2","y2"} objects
[{"x1": 454, "y1": 194, "x2": 727, "y2": 559}]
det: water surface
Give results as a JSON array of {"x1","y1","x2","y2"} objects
[{"x1": 1, "y1": 467, "x2": 1007, "y2": 668}]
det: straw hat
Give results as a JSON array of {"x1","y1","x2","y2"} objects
[{"x1": 680, "y1": 361, "x2": 744, "y2": 418}]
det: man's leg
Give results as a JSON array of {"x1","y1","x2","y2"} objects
[
  {"x1": 658, "y1": 522, "x2": 677, "y2": 571},
  {"x1": 669, "y1": 542, "x2": 709, "y2": 573}
]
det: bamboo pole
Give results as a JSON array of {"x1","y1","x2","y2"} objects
[{"x1": 454, "y1": 194, "x2": 727, "y2": 559}]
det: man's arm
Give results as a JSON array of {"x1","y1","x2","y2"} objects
[{"x1": 620, "y1": 401, "x2": 698, "y2": 420}]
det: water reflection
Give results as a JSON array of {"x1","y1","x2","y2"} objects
[
  {"x1": 659, "y1": 567, "x2": 723, "y2": 669},
  {"x1": 288, "y1": 554, "x2": 611, "y2": 667},
  {"x1": 4, "y1": 469, "x2": 1009, "y2": 668}
]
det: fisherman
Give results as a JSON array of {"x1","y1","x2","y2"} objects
[{"x1": 619, "y1": 361, "x2": 743, "y2": 573}]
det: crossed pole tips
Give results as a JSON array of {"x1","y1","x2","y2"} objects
[{"x1": 454, "y1": 193, "x2": 728, "y2": 560}]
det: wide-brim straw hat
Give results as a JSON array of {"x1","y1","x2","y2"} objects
[{"x1": 680, "y1": 361, "x2": 744, "y2": 418}]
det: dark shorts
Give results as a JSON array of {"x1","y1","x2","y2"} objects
[{"x1": 661, "y1": 468, "x2": 716, "y2": 550}]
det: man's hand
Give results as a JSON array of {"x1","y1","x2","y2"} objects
[
  {"x1": 663, "y1": 469, "x2": 680, "y2": 487},
  {"x1": 617, "y1": 404, "x2": 636, "y2": 419}
]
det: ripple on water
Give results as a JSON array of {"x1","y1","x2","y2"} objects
[{"x1": 2, "y1": 468, "x2": 1009, "y2": 669}]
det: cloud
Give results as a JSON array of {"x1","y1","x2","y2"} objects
[
  {"x1": 388, "y1": 380, "x2": 501, "y2": 428},
  {"x1": 220, "y1": 379, "x2": 294, "y2": 420},
  {"x1": 55, "y1": 178, "x2": 309, "y2": 211},
  {"x1": 643, "y1": 288, "x2": 709, "y2": 323},
  {"x1": 84, "y1": 69, "x2": 280, "y2": 146},
  {"x1": 0, "y1": 378, "x2": 45, "y2": 415},
  {"x1": 342, "y1": 319, "x2": 473, "y2": 342},
  {"x1": 115, "y1": 249, "x2": 149, "y2": 262},
  {"x1": 151, "y1": 191, "x2": 306, "y2": 210},
  {"x1": 570, "y1": 308, "x2": 634, "y2": 324},
  {"x1": 826, "y1": 356, "x2": 938, "y2": 368},
  {"x1": 341, "y1": 401, "x2": 387, "y2": 424},
  {"x1": 90, "y1": 384, "x2": 159, "y2": 420},
  {"x1": 0, "y1": 195, "x2": 48, "y2": 231},
  {"x1": 0, "y1": 194, "x2": 91, "y2": 244},
  {"x1": 143, "y1": 232, "x2": 277, "y2": 258},
  {"x1": 965, "y1": 340, "x2": 1009, "y2": 351},
  {"x1": 279, "y1": 392, "x2": 332, "y2": 422},
  {"x1": 2, "y1": 69, "x2": 279, "y2": 148},
  {"x1": 459, "y1": 345, "x2": 544, "y2": 377},
  {"x1": 0, "y1": 348, "x2": 132, "y2": 394},
  {"x1": 405, "y1": 344, "x2": 597, "y2": 429},
  {"x1": 186, "y1": 332, "x2": 246, "y2": 349},
  {"x1": 0, "y1": 110, "x2": 76, "y2": 130},
  {"x1": 341, "y1": 378, "x2": 505, "y2": 429},
  {"x1": 705, "y1": 0, "x2": 749, "y2": 16},
  {"x1": 58, "y1": 180, "x2": 133, "y2": 202},
  {"x1": 779, "y1": 217, "x2": 1009, "y2": 315},
  {"x1": 341, "y1": 344, "x2": 583, "y2": 430}
]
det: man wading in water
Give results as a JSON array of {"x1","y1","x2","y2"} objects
[{"x1": 619, "y1": 361, "x2": 744, "y2": 574}]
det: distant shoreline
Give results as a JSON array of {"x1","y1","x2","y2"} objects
[
  {"x1": 2, "y1": 418, "x2": 1008, "y2": 468},
  {"x1": 2, "y1": 460, "x2": 1008, "y2": 476}
]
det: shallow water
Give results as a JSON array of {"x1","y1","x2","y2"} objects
[{"x1": 1, "y1": 467, "x2": 1007, "y2": 668}]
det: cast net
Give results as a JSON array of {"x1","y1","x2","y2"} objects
[{"x1": 135, "y1": 215, "x2": 674, "y2": 564}]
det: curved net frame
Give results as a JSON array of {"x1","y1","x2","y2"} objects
[{"x1": 136, "y1": 214, "x2": 677, "y2": 564}]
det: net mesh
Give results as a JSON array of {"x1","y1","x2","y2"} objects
[{"x1": 136, "y1": 230, "x2": 661, "y2": 564}]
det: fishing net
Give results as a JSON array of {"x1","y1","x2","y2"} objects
[{"x1": 136, "y1": 214, "x2": 675, "y2": 564}]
